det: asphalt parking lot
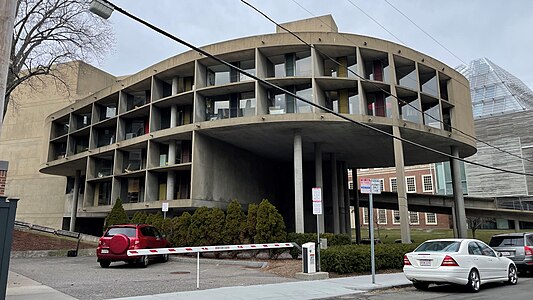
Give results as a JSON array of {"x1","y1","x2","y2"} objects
[{"x1": 9, "y1": 255, "x2": 297, "y2": 299}]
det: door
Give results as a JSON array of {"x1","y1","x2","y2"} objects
[
  {"x1": 476, "y1": 241, "x2": 507, "y2": 279},
  {"x1": 468, "y1": 242, "x2": 490, "y2": 279}
]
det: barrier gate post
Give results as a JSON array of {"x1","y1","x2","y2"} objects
[{"x1": 1, "y1": 197, "x2": 19, "y2": 299}]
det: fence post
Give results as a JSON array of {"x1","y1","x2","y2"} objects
[{"x1": 0, "y1": 197, "x2": 19, "y2": 299}]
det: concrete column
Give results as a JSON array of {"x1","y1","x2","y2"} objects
[
  {"x1": 393, "y1": 126, "x2": 411, "y2": 243},
  {"x1": 450, "y1": 146, "x2": 468, "y2": 238},
  {"x1": 338, "y1": 161, "x2": 346, "y2": 234},
  {"x1": 69, "y1": 170, "x2": 81, "y2": 231},
  {"x1": 0, "y1": 0, "x2": 17, "y2": 125},
  {"x1": 166, "y1": 141, "x2": 177, "y2": 200},
  {"x1": 331, "y1": 153, "x2": 340, "y2": 234},
  {"x1": 451, "y1": 204, "x2": 458, "y2": 238},
  {"x1": 314, "y1": 143, "x2": 325, "y2": 233},
  {"x1": 514, "y1": 219, "x2": 521, "y2": 232},
  {"x1": 172, "y1": 77, "x2": 179, "y2": 95},
  {"x1": 170, "y1": 104, "x2": 178, "y2": 128},
  {"x1": 294, "y1": 130, "x2": 304, "y2": 233},
  {"x1": 354, "y1": 170, "x2": 361, "y2": 244},
  {"x1": 343, "y1": 164, "x2": 352, "y2": 237}
]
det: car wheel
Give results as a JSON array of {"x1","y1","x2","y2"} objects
[
  {"x1": 99, "y1": 260, "x2": 111, "y2": 268},
  {"x1": 413, "y1": 282, "x2": 429, "y2": 290},
  {"x1": 467, "y1": 269, "x2": 480, "y2": 293},
  {"x1": 508, "y1": 265, "x2": 518, "y2": 285},
  {"x1": 138, "y1": 255, "x2": 149, "y2": 268},
  {"x1": 160, "y1": 254, "x2": 169, "y2": 263}
]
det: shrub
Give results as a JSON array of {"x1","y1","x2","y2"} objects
[
  {"x1": 245, "y1": 203, "x2": 258, "y2": 243},
  {"x1": 206, "y1": 207, "x2": 225, "y2": 245},
  {"x1": 287, "y1": 232, "x2": 352, "y2": 258},
  {"x1": 187, "y1": 207, "x2": 210, "y2": 246},
  {"x1": 255, "y1": 199, "x2": 286, "y2": 243},
  {"x1": 104, "y1": 198, "x2": 129, "y2": 229},
  {"x1": 321, "y1": 244, "x2": 418, "y2": 274},
  {"x1": 149, "y1": 212, "x2": 164, "y2": 230},
  {"x1": 169, "y1": 212, "x2": 191, "y2": 246},
  {"x1": 223, "y1": 200, "x2": 246, "y2": 245},
  {"x1": 130, "y1": 212, "x2": 147, "y2": 224}
]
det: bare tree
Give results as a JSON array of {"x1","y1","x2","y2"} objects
[
  {"x1": 5, "y1": 0, "x2": 114, "y2": 118},
  {"x1": 467, "y1": 216, "x2": 495, "y2": 239}
]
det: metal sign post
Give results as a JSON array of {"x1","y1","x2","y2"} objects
[
  {"x1": 360, "y1": 178, "x2": 380, "y2": 285},
  {"x1": 312, "y1": 187, "x2": 322, "y2": 272}
]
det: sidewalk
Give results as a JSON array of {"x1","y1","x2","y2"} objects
[
  {"x1": 110, "y1": 273, "x2": 410, "y2": 300},
  {"x1": 6, "y1": 271, "x2": 76, "y2": 300},
  {"x1": 6, "y1": 270, "x2": 411, "y2": 300}
]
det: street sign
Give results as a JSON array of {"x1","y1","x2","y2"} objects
[
  {"x1": 360, "y1": 178, "x2": 371, "y2": 194},
  {"x1": 312, "y1": 187, "x2": 322, "y2": 215},
  {"x1": 162, "y1": 202, "x2": 169, "y2": 212},
  {"x1": 371, "y1": 179, "x2": 381, "y2": 194}
]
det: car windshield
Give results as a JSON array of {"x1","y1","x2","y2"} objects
[
  {"x1": 489, "y1": 237, "x2": 524, "y2": 247},
  {"x1": 105, "y1": 227, "x2": 136, "y2": 237},
  {"x1": 414, "y1": 241, "x2": 460, "y2": 252}
]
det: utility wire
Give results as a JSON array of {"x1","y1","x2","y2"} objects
[
  {"x1": 286, "y1": 0, "x2": 533, "y2": 164},
  {"x1": 97, "y1": 0, "x2": 533, "y2": 177}
]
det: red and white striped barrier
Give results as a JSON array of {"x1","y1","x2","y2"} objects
[{"x1": 127, "y1": 242, "x2": 295, "y2": 256}]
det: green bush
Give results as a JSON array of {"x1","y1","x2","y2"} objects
[
  {"x1": 130, "y1": 211, "x2": 147, "y2": 224},
  {"x1": 287, "y1": 232, "x2": 352, "y2": 258},
  {"x1": 321, "y1": 244, "x2": 418, "y2": 274},
  {"x1": 169, "y1": 212, "x2": 191, "y2": 246},
  {"x1": 224, "y1": 200, "x2": 246, "y2": 245},
  {"x1": 187, "y1": 207, "x2": 210, "y2": 246},
  {"x1": 255, "y1": 199, "x2": 286, "y2": 243},
  {"x1": 206, "y1": 207, "x2": 225, "y2": 245},
  {"x1": 245, "y1": 203, "x2": 258, "y2": 243},
  {"x1": 104, "y1": 198, "x2": 129, "y2": 229}
]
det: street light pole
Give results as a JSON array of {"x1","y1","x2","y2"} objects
[{"x1": 0, "y1": 0, "x2": 17, "y2": 128}]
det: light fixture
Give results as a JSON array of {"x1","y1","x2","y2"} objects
[{"x1": 89, "y1": 0, "x2": 114, "y2": 19}]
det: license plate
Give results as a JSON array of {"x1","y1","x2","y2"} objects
[
  {"x1": 101, "y1": 249, "x2": 109, "y2": 254},
  {"x1": 419, "y1": 259, "x2": 431, "y2": 266},
  {"x1": 500, "y1": 251, "x2": 511, "y2": 256}
]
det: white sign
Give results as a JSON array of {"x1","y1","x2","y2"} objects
[
  {"x1": 360, "y1": 178, "x2": 372, "y2": 194},
  {"x1": 162, "y1": 202, "x2": 169, "y2": 212},
  {"x1": 312, "y1": 187, "x2": 322, "y2": 215},
  {"x1": 371, "y1": 179, "x2": 382, "y2": 194}
]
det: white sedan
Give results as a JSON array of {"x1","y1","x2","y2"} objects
[{"x1": 403, "y1": 238, "x2": 517, "y2": 292}]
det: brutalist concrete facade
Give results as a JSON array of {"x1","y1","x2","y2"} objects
[{"x1": 39, "y1": 16, "x2": 476, "y2": 233}]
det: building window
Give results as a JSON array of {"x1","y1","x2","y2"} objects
[
  {"x1": 406, "y1": 176, "x2": 416, "y2": 193},
  {"x1": 409, "y1": 211, "x2": 419, "y2": 225},
  {"x1": 377, "y1": 209, "x2": 387, "y2": 224},
  {"x1": 392, "y1": 210, "x2": 400, "y2": 224},
  {"x1": 379, "y1": 178, "x2": 385, "y2": 191},
  {"x1": 349, "y1": 181, "x2": 354, "y2": 190},
  {"x1": 390, "y1": 178, "x2": 397, "y2": 192},
  {"x1": 362, "y1": 207, "x2": 369, "y2": 224},
  {"x1": 422, "y1": 175, "x2": 433, "y2": 193},
  {"x1": 425, "y1": 212, "x2": 437, "y2": 225}
]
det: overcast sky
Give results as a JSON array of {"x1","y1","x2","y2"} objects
[{"x1": 100, "y1": 0, "x2": 533, "y2": 89}]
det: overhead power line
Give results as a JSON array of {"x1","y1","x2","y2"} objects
[
  {"x1": 96, "y1": 0, "x2": 533, "y2": 177},
  {"x1": 287, "y1": 0, "x2": 533, "y2": 164}
]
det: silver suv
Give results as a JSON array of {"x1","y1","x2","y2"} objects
[{"x1": 489, "y1": 233, "x2": 533, "y2": 272}]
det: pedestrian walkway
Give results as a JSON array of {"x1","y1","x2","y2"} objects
[
  {"x1": 110, "y1": 273, "x2": 410, "y2": 300},
  {"x1": 6, "y1": 270, "x2": 411, "y2": 300},
  {"x1": 6, "y1": 271, "x2": 76, "y2": 300}
]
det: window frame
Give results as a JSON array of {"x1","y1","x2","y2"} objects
[
  {"x1": 392, "y1": 210, "x2": 401, "y2": 224},
  {"x1": 377, "y1": 209, "x2": 387, "y2": 224},
  {"x1": 422, "y1": 174, "x2": 434, "y2": 193},
  {"x1": 362, "y1": 207, "x2": 369, "y2": 224},
  {"x1": 390, "y1": 177, "x2": 397, "y2": 192},
  {"x1": 406, "y1": 176, "x2": 416, "y2": 193},
  {"x1": 409, "y1": 211, "x2": 419, "y2": 225},
  {"x1": 425, "y1": 212, "x2": 437, "y2": 225}
]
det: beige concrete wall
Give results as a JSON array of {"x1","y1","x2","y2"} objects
[{"x1": 0, "y1": 61, "x2": 115, "y2": 228}]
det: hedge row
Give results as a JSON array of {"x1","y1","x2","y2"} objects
[
  {"x1": 321, "y1": 243, "x2": 418, "y2": 274},
  {"x1": 287, "y1": 232, "x2": 352, "y2": 258}
]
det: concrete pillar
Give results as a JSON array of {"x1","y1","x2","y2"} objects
[
  {"x1": 294, "y1": 130, "x2": 304, "y2": 233},
  {"x1": 69, "y1": 170, "x2": 81, "y2": 231},
  {"x1": 393, "y1": 126, "x2": 411, "y2": 243},
  {"x1": 451, "y1": 204, "x2": 458, "y2": 238},
  {"x1": 331, "y1": 153, "x2": 340, "y2": 234},
  {"x1": 343, "y1": 164, "x2": 351, "y2": 237},
  {"x1": 314, "y1": 143, "x2": 325, "y2": 233},
  {"x1": 338, "y1": 161, "x2": 346, "y2": 234},
  {"x1": 354, "y1": 170, "x2": 361, "y2": 244},
  {"x1": 166, "y1": 141, "x2": 177, "y2": 200},
  {"x1": 172, "y1": 77, "x2": 179, "y2": 95},
  {"x1": 170, "y1": 104, "x2": 178, "y2": 128},
  {"x1": 0, "y1": 0, "x2": 17, "y2": 125},
  {"x1": 514, "y1": 219, "x2": 521, "y2": 232},
  {"x1": 450, "y1": 146, "x2": 468, "y2": 238}
]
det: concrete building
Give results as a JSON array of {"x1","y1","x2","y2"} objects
[{"x1": 3, "y1": 16, "x2": 475, "y2": 236}]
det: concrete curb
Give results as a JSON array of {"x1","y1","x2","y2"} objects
[{"x1": 10, "y1": 248, "x2": 95, "y2": 258}]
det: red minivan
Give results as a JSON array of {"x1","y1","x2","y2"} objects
[{"x1": 97, "y1": 224, "x2": 170, "y2": 268}]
